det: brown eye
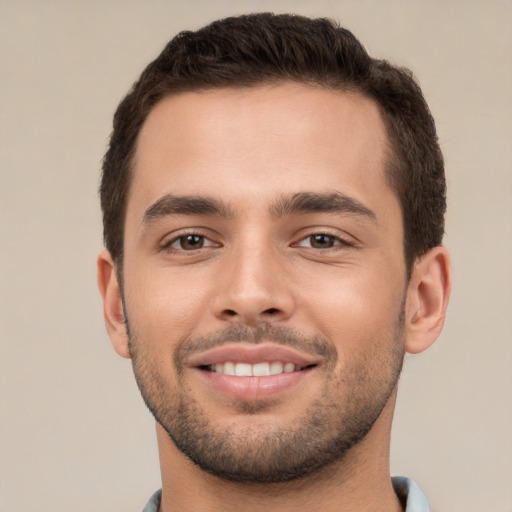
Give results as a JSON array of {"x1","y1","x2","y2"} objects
[
  {"x1": 309, "y1": 234, "x2": 336, "y2": 248},
  {"x1": 163, "y1": 232, "x2": 220, "y2": 253},
  {"x1": 178, "y1": 234, "x2": 205, "y2": 250}
]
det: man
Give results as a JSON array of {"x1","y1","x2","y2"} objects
[{"x1": 97, "y1": 13, "x2": 450, "y2": 512}]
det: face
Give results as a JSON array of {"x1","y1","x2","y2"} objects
[{"x1": 121, "y1": 83, "x2": 407, "y2": 482}]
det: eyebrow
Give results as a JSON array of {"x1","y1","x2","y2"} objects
[
  {"x1": 142, "y1": 194, "x2": 233, "y2": 225},
  {"x1": 142, "y1": 191, "x2": 377, "y2": 225},
  {"x1": 270, "y1": 192, "x2": 377, "y2": 221}
]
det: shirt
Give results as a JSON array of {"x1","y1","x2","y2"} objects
[{"x1": 142, "y1": 476, "x2": 429, "y2": 511}]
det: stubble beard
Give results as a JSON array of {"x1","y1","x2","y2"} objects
[{"x1": 127, "y1": 319, "x2": 405, "y2": 484}]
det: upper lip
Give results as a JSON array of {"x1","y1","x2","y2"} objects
[{"x1": 187, "y1": 342, "x2": 322, "y2": 368}]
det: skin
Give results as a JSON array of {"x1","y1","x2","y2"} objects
[{"x1": 98, "y1": 82, "x2": 451, "y2": 512}]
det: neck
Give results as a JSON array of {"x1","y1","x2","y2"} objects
[{"x1": 156, "y1": 392, "x2": 402, "y2": 512}]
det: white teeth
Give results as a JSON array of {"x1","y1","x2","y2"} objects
[
  {"x1": 269, "y1": 361, "x2": 284, "y2": 375},
  {"x1": 252, "y1": 362, "x2": 270, "y2": 376},
  {"x1": 235, "y1": 363, "x2": 252, "y2": 376},
  {"x1": 283, "y1": 363, "x2": 295, "y2": 373},
  {"x1": 223, "y1": 362, "x2": 236, "y2": 375},
  {"x1": 210, "y1": 361, "x2": 302, "y2": 376}
]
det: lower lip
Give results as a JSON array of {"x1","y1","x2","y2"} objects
[{"x1": 195, "y1": 367, "x2": 315, "y2": 401}]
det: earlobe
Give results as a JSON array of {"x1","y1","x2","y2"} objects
[
  {"x1": 97, "y1": 250, "x2": 131, "y2": 359},
  {"x1": 404, "y1": 246, "x2": 451, "y2": 354}
]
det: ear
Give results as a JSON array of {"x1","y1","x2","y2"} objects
[
  {"x1": 404, "y1": 246, "x2": 451, "y2": 354},
  {"x1": 97, "y1": 250, "x2": 131, "y2": 359}
]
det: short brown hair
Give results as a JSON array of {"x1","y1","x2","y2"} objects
[{"x1": 100, "y1": 13, "x2": 445, "y2": 275}]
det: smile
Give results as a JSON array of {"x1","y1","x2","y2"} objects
[
  {"x1": 188, "y1": 343, "x2": 321, "y2": 401},
  {"x1": 205, "y1": 361, "x2": 310, "y2": 376}
]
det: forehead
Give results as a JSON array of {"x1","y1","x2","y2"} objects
[{"x1": 129, "y1": 83, "x2": 393, "y2": 216}]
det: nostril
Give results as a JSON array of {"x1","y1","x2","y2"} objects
[{"x1": 220, "y1": 307, "x2": 282, "y2": 320}]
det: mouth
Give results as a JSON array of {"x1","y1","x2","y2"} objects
[
  {"x1": 189, "y1": 343, "x2": 320, "y2": 401},
  {"x1": 201, "y1": 361, "x2": 315, "y2": 376}
]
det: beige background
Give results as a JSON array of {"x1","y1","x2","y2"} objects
[{"x1": 1, "y1": 1, "x2": 511, "y2": 511}]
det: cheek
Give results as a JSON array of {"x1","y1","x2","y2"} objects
[
  {"x1": 299, "y1": 263, "x2": 405, "y2": 353},
  {"x1": 124, "y1": 264, "x2": 213, "y2": 348}
]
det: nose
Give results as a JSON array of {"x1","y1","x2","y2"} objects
[{"x1": 211, "y1": 241, "x2": 295, "y2": 326}]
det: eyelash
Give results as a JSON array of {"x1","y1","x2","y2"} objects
[
  {"x1": 160, "y1": 230, "x2": 354, "y2": 253},
  {"x1": 294, "y1": 232, "x2": 354, "y2": 250},
  {"x1": 161, "y1": 231, "x2": 219, "y2": 252}
]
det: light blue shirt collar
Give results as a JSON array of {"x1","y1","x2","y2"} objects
[
  {"x1": 392, "y1": 476, "x2": 430, "y2": 511},
  {"x1": 143, "y1": 476, "x2": 429, "y2": 511}
]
